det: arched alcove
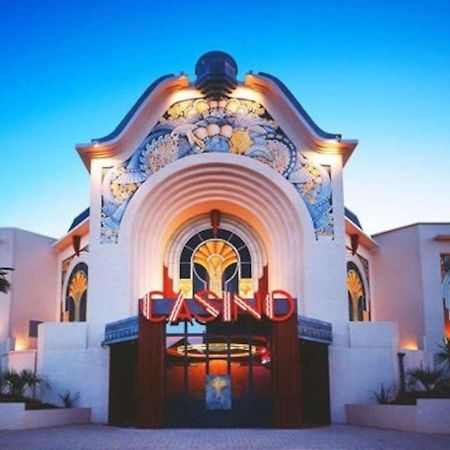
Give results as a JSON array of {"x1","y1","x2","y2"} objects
[
  {"x1": 119, "y1": 153, "x2": 315, "y2": 315},
  {"x1": 165, "y1": 212, "x2": 267, "y2": 295}
]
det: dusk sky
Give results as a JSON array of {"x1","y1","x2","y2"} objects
[{"x1": 1, "y1": 0, "x2": 449, "y2": 238}]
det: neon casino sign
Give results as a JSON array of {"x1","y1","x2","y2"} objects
[{"x1": 140, "y1": 290, "x2": 296, "y2": 324}]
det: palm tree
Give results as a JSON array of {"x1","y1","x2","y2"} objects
[
  {"x1": 436, "y1": 338, "x2": 450, "y2": 372},
  {"x1": 406, "y1": 366, "x2": 445, "y2": 393},
  {"x1": 0, "y1": 267, "x2": 14, "y2": 294},
  {"x1": 20, "y1": 370, "x2": 49, "y2": 400},
  {"x1": 2, "y1": 369, "x2": 49, "y2": 400},
  {"x1": 3, "y1": 370, "x2": 28, "y2": 399}
]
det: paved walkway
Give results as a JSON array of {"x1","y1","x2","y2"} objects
[{"x1": 0, "y1": 424, "x2": 449, "y2": 449}]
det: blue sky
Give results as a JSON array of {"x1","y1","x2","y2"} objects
[{"x1": 1, "y1": 0, "x2": 449, "y2": 237}]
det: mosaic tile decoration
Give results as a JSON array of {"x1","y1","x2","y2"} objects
[{"x1": 101, "y1": 97, "x2": 333, "y2": 243}]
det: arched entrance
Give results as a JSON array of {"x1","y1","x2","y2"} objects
[
  {"x1": 119, "y1": 153, "x2": 315, "y2": 308},
  {"x1": 164, "y1": 223, "x2": 273, "y2": 427},
  {"x1": 110, "y1": 153, "x2": 317, "y2": 428}
]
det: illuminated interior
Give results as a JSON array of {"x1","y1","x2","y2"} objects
[
  {"x1": 165, "y1": 324, "x2": 272, "y2": 408},
  {"x1": 166, "y1": 337, "x2": 269, "y2": 360},
  {"x1": 165, "y1": 222, "x2": 272, "y2": 425},
  {"x1": 193, "y1": 240, "x2": 238, "y2": 297},
  {"x1": 178, "y1": 227, "x2": 254, "y2": 299},
  {"x1": 65, "y1": 263, "x2": 88, "y2": 322},
  {"x1": 347, "y1": 263, "x2": 369, "y2": 322}
]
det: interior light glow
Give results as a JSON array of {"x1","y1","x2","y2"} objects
[
  {"x1": 167, "y1": 342, "x2": 267, "y2": 359},
  {"x1": 401, "y1": 342, "x2": 419, "y2": 351}
]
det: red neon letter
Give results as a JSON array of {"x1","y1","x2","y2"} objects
[
  {"x1": 142, "y1": 291, "x2": 166, "y2": 323},
  {"x1": 222, "y1": 291, "x2": 232, "y2": 322},
  {"x1": 265, "y1": 290, "x2": 295, "y2": 322},
  {"x1": 168, "y1": 292, "x2": 192, "y2": 323},
  {"x1": 193, "y1": 290, "x2": 220, "y2": 323},
  {"x1": 233, "y1": 294, "x2": 262, "y2": 320}
]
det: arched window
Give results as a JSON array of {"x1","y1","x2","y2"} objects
[
  {"x1": 179, "y1": 228, "x2": 252, "y2": 298},
  {"x1": 347, "y1": 262, "x2": 367, "y2": 322},
  {"x1": 65, "y1": 262, "x2": 88, "y2": 322}
]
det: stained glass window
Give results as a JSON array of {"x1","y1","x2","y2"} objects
[
  {"x1": 65, "y1": 262, "x2": 88, "y2": 322},
  {"x1": 179, "y1": 228, "x2": 252, "y2": 298},
  {"x1": 347, "y1": 262, "x2": 368, "y2": 322}
]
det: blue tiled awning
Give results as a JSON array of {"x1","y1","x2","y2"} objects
[
  {"x1": 103, "y1": 315, "x2": 332, "y2": 346},
  {"x1": 298, "y1": 316, "x2": 332, "y2": 344},
  {"x1": 104, "y1": 316, "x2": 138, "y2": 345}
]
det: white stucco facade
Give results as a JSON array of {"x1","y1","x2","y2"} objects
[{"x1": 1, "y1": 53, "x2": 448, "y2": 426}]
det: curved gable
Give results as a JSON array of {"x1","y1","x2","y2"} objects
[
  {"x1": 100, "y1": 95, "x2": 333, "y2": 243},
  {"x1": 76, "y1": 52, "x2": 358, "y2": 244}
]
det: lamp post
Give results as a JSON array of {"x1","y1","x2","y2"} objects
[{"x1": 398, "y1": 352, "x2": 406, "y2": 397}]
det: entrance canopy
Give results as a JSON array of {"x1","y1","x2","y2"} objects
[{"x1": 103, "y1": 314, "x2": 332, "y2": 346}]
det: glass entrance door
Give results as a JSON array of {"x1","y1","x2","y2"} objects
[{"x1": 164, "y1": 318, "x2": 272, "y2": 428}]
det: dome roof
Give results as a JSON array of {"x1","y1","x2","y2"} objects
[{"x1": 195, "y1": 51, "x2": 238, "y2": 97}]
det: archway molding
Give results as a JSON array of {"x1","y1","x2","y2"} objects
[
  {"x1": 165, "y1": 212, "x2": 267, "y2": 294},
  {"x1": 62, "y1": 253, "x2": 89, "y2": 322},
  {"x1": 119, "y1": 153, "x2": 316, "y2": 315},
  {"x1": 346, "y1": 250, "x2": 371, "y2": 319}
]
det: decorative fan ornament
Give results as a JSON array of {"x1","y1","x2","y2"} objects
[
  {"x1": 193, "y1": 240, "x2": 238, "y2": 297},
  {"x1": 67, "y1": 269, "x2": 88, "y2": 322},
  {"x1": 347, "y1": 269, "x2": 363, "y2": 302},
  {"x1": 69, "y1": 271, "x2": 88, "y2": 304}
]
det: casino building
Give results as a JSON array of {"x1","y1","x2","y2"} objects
[{"x1": 1, "y1": 52, "x2": 449, "y2": 428}]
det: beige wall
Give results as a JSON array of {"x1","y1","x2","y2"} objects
[
  {"x1": 0, "y1": 228, "x2": 57, "y2": 352},
  {"x1": 416, "y1": 224, "x2": 450, "y2": 351},
  {"x1": 372, "y1": 224, "x2": 450, "y2": 352},
  {"x1": 372, "y1": 226, "x2": 424, "y2": 349}
]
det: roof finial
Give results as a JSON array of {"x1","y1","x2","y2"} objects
[{"x1": 195, "y1": 51, "x2": 238, "y2": 97}]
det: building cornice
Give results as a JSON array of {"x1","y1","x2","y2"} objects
[
  {"x1": 75, "y1": 75, "x2": 190, "y2": 171},
  {"x1": 373, "y1": 222, "x2": 450, "y2": 237},
  {"x1": 52, "y1": 218, "x2": 89, "y2": 251},
  {"x1": 345, "y1": 217, "x2": 379, "y2": 251},
  {"x1": 244, "y1": 73, "x2": 358, "y2": 166},
  {"x1": 75, "y1": 66, "x2": 359, "y2": 173}
]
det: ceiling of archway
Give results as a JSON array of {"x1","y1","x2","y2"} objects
[{"x1": 101, "y1": 97, "x2": 333, "y2": 244}]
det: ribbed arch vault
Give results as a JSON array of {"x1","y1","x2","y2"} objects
[
  {"x1": 118, "y1": 153, "x2": 315, "y2": 315},
  {"x1": 165, "y1": 212, "x2": 267, "y2": 294}
]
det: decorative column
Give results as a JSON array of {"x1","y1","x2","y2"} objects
[
  {"x1": 136, "y1": 314, "x2": 165, "y2": 427},
  {"x1": 272, "y1": 313, "x2": 302, "y2": 427}
]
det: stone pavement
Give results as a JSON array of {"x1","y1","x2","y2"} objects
[{"x1": 0, "y1": 424, "x2": 449, "y2": 450}]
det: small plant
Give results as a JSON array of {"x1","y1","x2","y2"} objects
[
  {"x1": 58, "y1": 391, "x2": 80, "y2": 408},
  {"x1": 373, "y1": 384, "x2": 393, "y2": 404},
  {"x1": 436, "y1": 338, "x2": 450, "y2": 372}
]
